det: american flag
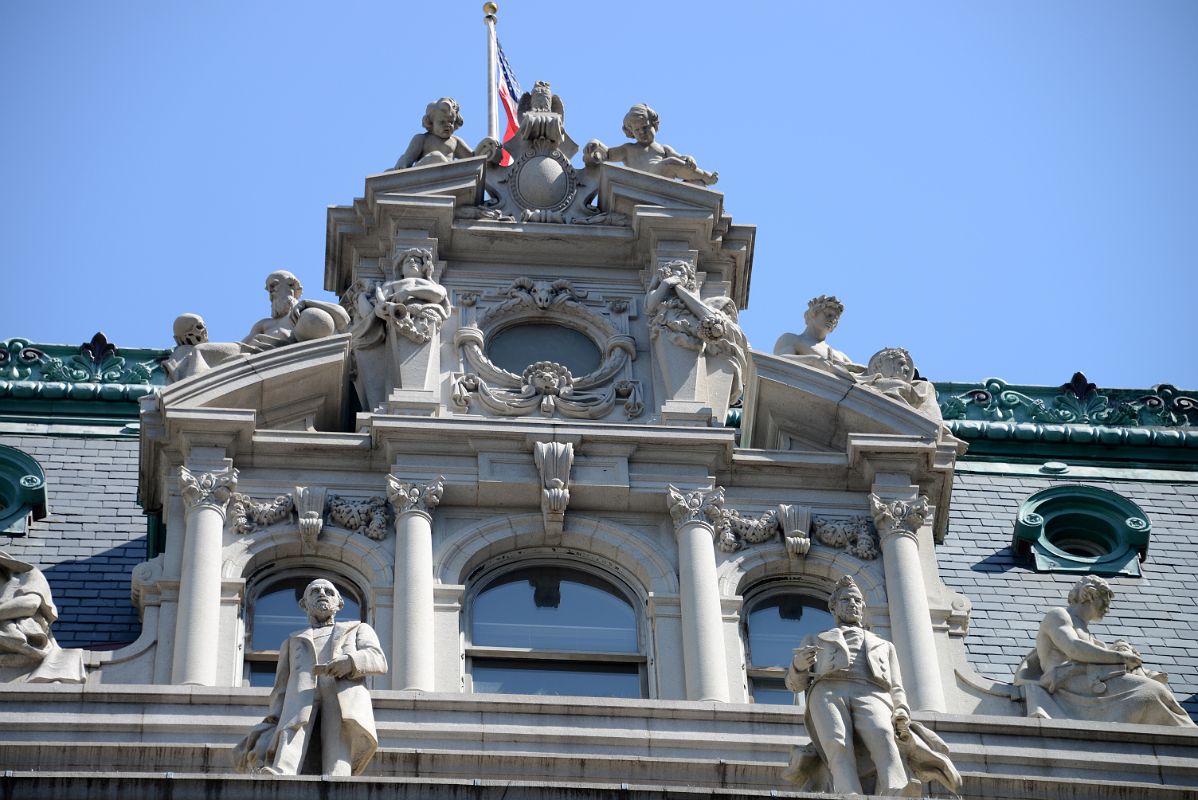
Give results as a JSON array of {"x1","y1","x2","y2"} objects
[{"x1": 496, "y1": 39, "x2": 522, "y2": 166}]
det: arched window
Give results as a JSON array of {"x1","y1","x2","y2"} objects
[
  {"x1": 243, "y1": 572, "x2": 364, "y2": 687},
  {"x1": 743, "y1": 586, "x2": 834, "y2": 705},
  {"x1": 467, "y1": 563, "x2": 645, "y2": 698},
  {"x1": 1012, "y1": 485, "x2": 1151, "y2": 577}
]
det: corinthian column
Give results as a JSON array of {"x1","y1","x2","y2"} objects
[
  {"x1": 666, "y1": 485, "x2": 729, "y2": 702},
  {"x1": 386, "y1": 474, "x2": 444, "y2": 691},
  {"x1": 869, "y1": 493, "x2": 947, "y2": 712},
  {"x1": 172, "y1": 462, "x2": 237, "y2": 685}
]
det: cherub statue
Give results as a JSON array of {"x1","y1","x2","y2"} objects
[
  {"x1": 773, "y1": 295, "x2": 866, "y2": 380},
  {"x1": 392, "y1": 97, "x2": 499, "y2": 170},
  {"x1": 584, "y1": 103, "x2": 718, "y2": 186}
]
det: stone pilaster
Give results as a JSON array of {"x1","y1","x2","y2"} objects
[
  {"x1": 172, "y1": 461, "x2": 237, "y2": 686},
  {"x1": 666, "y1": 484, "x2": 729, "y2": 702},
  {"x1": 386, "y1": 474, "x2": 444, "y2": 691}
]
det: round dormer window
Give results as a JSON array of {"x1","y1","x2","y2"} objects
[{"x1": 486, "y1": 323, "x2": 602, "y2": 377}]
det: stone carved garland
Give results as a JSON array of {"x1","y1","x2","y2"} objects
[
  {"x1": 228, "y1": 493, "x2": 294, "y2": 535},
  {"x1": 452, "y1": 277, "x2": 641, "y2": 420},
  {"x1": 327, "y1": 495, "x2": 390, "y2": 540},
  {"x1": 666, "y1": 486, "x2": 880, "y2": 560},
  {"x1": 217, "y1": 488, "x2": 391, "y2": 543}
]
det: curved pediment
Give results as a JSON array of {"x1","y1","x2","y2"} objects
[
  {"x1": 156, "y1": 335, "x2": 351, "y2": 432},
  {"x1": 741, "y1": 352, "x2": 944, "y2": 452}
]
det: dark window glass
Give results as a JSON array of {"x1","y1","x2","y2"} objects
[
  {"x1": 747, "y1": 594, "x2": 833, "y2": 669},
  {"x1": 472, "y1": 659, "x2": 642, "y2": 698},
  {"x1": 750, "y1": 678, "x2": 796, "y2": 706},
  {"x1": 485, "y1": 323, "x2": 602, "y2": 377},
  {"x1": 472, "y1": 566, "x2": 637, "y2": 654}
]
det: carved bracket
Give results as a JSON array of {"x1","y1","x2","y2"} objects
[
  {"x1": 533, "y1": 442, "x2": 573, "y2": 541},
  {"x1": 294, "y1": 486, "x2": 327, "y2": 552}
]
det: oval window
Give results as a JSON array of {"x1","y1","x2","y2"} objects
[{"x1": 486, "y1": 323, "x2": 602, "y2": 377}]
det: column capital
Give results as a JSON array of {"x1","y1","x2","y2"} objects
[
  {"x1": 386, "y1": 474, "x2": 445, "y2": 518},
  {"x1": 869, "y1": 493, "x2": 930, "y2": 543},
  {"x1": 179, "y1": 464, "x2": 238, "y2": 515},
  {"x1": 666, "y1": 484, "x2": 725, "y2": 535}
]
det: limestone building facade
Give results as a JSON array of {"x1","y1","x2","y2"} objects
[{"x1": 1, "y1": 93, "x2": 1196, "y2": 798}]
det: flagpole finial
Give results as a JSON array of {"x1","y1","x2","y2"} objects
[{"x1": 483, "y1": 2, "x2": 498, "y2": 17}]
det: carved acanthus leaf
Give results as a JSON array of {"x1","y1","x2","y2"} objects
[
  {"x1": 385, "y1": 475, "x2": 445, "y2": 517},
  {"x1": 179, "y1": 465, "x2": 238, "y2": 512},
  {"x1": 666, "y1": 485, "x2": 725, "y2": 531},
  {"x1": 868, "y1": 495, "x2": 931, "y2": 542}
]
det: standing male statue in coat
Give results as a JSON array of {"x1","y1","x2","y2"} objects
[
  {"x1": 233, "y1": 579, "x2": 388, "y2": 776},
  {"x1": 783, "y1": 575, "x2": 960, "y2": 797}
]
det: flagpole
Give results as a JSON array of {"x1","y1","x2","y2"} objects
[{"x1": 484, "y1": 3, "x2": 499, "y2": 142}]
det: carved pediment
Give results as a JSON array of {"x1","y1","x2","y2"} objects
[{"x1": 742, "y1": 352, "x2": 944, "y2": 453}]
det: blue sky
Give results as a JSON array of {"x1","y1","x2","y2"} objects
[{"x1": 3, "y1": 1, "x2": 1195, "y2": 389}]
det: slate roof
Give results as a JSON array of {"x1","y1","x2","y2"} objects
[
  {"x1": 0, "y1": 433, "x2": 145, "y2": 649},
  {"x1": 940, "y1": 470, "x2": 1198, "y2": 720}
]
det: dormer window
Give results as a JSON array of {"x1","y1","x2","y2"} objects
[{"x1": 1012, "y1": 485, "x2": 1150, "y2": 577}]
